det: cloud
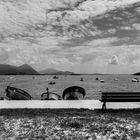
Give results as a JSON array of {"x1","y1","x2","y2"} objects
[
  {"x1": 108, "y1": 29, "x2": 116, "y2": 34},
  {"x1": 0, "y1": 0, "x2": 139, "y2": 41},
  {"x1": 0, "y1": 47, "x2": 9, "y2": 63},
  {"x1": 104, "y1": 45, "x2": 140, "y2": 66},
  {"x1": 108, "y1": 55, "x2": 119, "y2": 65},
  {"x1": 120, "y1": 50, "x2": 140, "y2": 65},
  {"x1": 120, "y1": 26, "x2": 133, "y2": 30},
  {"x1": 132, "y1": 23, "x2": 140, "y2": 30},
  {"x1": 0, "y1": 0, "x2": 140, "y2": 73}
]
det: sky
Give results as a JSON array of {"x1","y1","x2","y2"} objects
[{"x1": 0, "y1": 0, "x2": 140, "y2": 74}]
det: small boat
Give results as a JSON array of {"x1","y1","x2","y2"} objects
[
  {"x1": 5, "y1": 86, "x2": 32, "y2": 100},
  {"x1": 48, "y1": 81, "x2": 56, "y2": 85},
  {"x1": 9, "y1": 77, "x2": 16, "y2": 81},
  {"x1": 80, "y1": 78, "x2": 84, "y2": 81},
  {"x1": 41, "y1": 88, "x2": 61, "y2": 100},
  {"x1": 96, "y1": 77, "x2": 99, "y2": 80},
  {"x1": 100, "y1": 80, "x2": 105, "y2": 83},
  {"x1": 53, "y1": 76, "x2": 59, "y2": 79},
  {"x1": 114, "y1": 78, "x2": 118, "y2": 81},
  {"x1": 62, "y1": 86, "x2": 86, "y2": 100},
  {"x1": 132, "y1": 78, "x2": 139, "y2": 82},
  {"x1": 9, "y1": 76, "x2": 14, "y2": 79}
]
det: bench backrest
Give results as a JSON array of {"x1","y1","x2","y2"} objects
[{"x1": 101, "y1": 92, "x2": 140, "y2": 102}]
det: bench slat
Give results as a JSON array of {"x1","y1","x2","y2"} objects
[
  {"x1": 102, "y1": 92, "x2": 140, "y2": 94},
  {"x1": 102, "y1": 93, "x2": 140, "y2": 95},
  {"x1": 102, "y1": 95, "x2": 140, "y2": 98},
  {"x1": 102, "y1": 96, "x2": 140, "y2": 99},
  {"x1": 102, "y1": 95, "x2": 140, "y2": 97},
  {"x1": 101, "y1": 97, "x2": 140, "y2": 99},
  {"x1": 101, "y1": 92, "x2": 140, "y2": 102},
  {"x1": 101, "y1": 99, "x2": 140, "y2": 102}
]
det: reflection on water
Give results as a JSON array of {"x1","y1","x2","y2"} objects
[{"x1": 0, "y1": 74, "x2": 140, "y2": 100}]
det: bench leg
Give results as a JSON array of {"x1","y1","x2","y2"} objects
[{"x1": 102, "y1": 102, "x2": 106, "y2": 110}]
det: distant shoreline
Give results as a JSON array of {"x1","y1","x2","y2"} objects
[{"x1": 0, "y1": 74, "x2": 135, "y2": 75}]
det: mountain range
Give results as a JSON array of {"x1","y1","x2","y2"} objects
[
  {"x1": 39, "y1": 68, "x2": 75, "y2": 75},
  {"x1": 0, "y1": 64, "x2": 139, "y2": 75},
  {"x1": 0, "y1": 64, "x2": 39, "y2": 75},
  {"x1": 1, "y1": 64, "x2": 139, "y2": 75},
  {"x1": 0, "y1": 64, "x2": 75, "y2": 75},
  {"x1": 133, "y1": 72, "x2": 140, "y2": 75}
]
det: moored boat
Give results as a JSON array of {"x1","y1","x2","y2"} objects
[
  {"x1": 100, "y1": 79, "x2": 105, "y2": 83},
  {"x1": 5, "y1": 86, "x2": 32, "y2": 100},
  {"x1": 53, "y1": 76, "x2": 59, "y2": 79},
  {"x1": 48, "y1": 81, "x2": 56, "y2": 85},
  {"x1": 114, "y1": 78, "x2": 118, "y2": 81},
  {"x1": 96, "y1": 77, "x2": 99, "y2": 80},
  {"x1": 41, "y1": 88, "x2": 61, "y2": 100},
  {"x1": 62, "y1": 86, "x2": 86, "y2": 100},
  {"x1": 132, "y1": 78, "x2": 139, "y2": 82},
  {"x1": 80, "y1": 77, "x2": 84, "y2": 81}
]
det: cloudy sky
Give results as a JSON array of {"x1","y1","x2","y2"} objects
[{"x1": 0, "y1": 0, "x2": 140, "y2": 74}]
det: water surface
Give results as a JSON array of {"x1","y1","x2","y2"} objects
[{"x1": 0, "y1": 74, "x2": 140, "y2": 100}]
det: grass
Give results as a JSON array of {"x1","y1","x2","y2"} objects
[{"x1": 0, "y1": 108, "x2": 140, "y2": 139}]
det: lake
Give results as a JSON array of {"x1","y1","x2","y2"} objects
[{"x1": 0, "y1": 74, "x2": 140, "y2": 100}]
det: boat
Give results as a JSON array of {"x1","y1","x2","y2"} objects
[
  {"x1": 132, "y1": 78, "x2": 139, "y2": 82},
  {"x1": 80, "y1": 78, "x2": 84, "y2": 81},
  {"x1": 9, "y1": 77, "x2": 16, "y2": 81},
  {"x1": 53, "y1": 76, "x2": 59, "y2": 79},
  {"x1": 41, "y1": 88, "x2": 61, "y2": 100},
  {"x1": 5, "y1": 86, "x2": 32, "y2": 100},
  {"x1": 48, "y1": 81, "x2": 56, "y2": 85},
  {"x1": 96, "y1": 77, "x2": 99, "y2": 80},
  {"x1": 114, "y1": 78, "x2": 118, "y2": 81},
  {"x1": 9, "y1": 76, "x2": 14, "y2": 79},
  {"x1": 62, "y1": 86, "x2": 86, "y2": 100},
  {"x1": 100, "y1": 80, "x2": 105, "y2": 83}
]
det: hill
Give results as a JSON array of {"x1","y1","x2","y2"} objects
[
  {"x1": 17, "y1": 64, "x2": 39, "y2": 75},
  {"x1": 0, "y1": 64, "x2": 18, "y2": 75},
  {"x1": 133, "y1": 72, "x2": 140, "y2": 75},
  {"x1": 39, "y1": 68, "x2": 60, "y2": 74},
  {"x1": 39, "y1": 68, "x2": 74, "y2": 75},
  {"x1": 0, "y1": 64, "x2": 39, "y2": 75}
]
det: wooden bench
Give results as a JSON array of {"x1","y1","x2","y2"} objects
[{"x1": 101, "y1": 92, "x2": 140, "y2": 109}]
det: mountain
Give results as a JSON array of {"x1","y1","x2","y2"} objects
[
  {"x1": 133, "y1": 72, "x2": 140, "y2": 75},
  {"x1": 0, "y1": 64, "x2": 39, "y2": 75},
  {"x1": 17, "y1": 64, "x2": 39, "y2": 75},
  {"x1": 0, "y1": 64, "x2": 19, "y2": 75},
  {"x1": 39, "y1": 68, "x2": 74, "y2": 75},
  {"x1": 40, "y1": 68, "x2": 60, "y2": 74}
]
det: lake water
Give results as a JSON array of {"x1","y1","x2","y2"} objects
[{"x1": 0, "y1": 75, "x2": 140, "y2": 100}]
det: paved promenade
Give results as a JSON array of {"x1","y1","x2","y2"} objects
[{"x1": 0, "y1": 100, "x2": 140, "y2": 109}]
